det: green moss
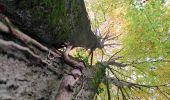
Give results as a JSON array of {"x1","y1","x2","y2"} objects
[{"x1": 16, "y1": 0, "x2": 84, "y2": 42}]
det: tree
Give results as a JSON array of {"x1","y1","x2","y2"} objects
[
  {"x1": 0, "y1": 0, "x2": 169, "y2": 100},
  {"x1": 86, "y1": 0, "x2": 170, "y2": 99}
]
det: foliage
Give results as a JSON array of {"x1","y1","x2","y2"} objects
[
  {"x1": 121, "y1": 0, "x2": 170, "y2": 88},
  {"x1": 122, "y1": 0, "x2": 170, "y2": 61},
  {"x1": 85, "y1": 0, "x2": 170, "y2": 99}
]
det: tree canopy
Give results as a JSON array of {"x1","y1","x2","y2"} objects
[{"x1": 84, "y1": 0, "x2": 170, "y2": 99}]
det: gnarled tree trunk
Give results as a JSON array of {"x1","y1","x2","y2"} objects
[{"x1": 0, "y1": 0, "x2": 98, "y2": 100}]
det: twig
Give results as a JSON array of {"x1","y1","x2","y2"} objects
[
  {"x1": 122, "y1": 87, "x2": 130, "y2": 99},
  {"x1": 108, "y1": 67, "x2": 133, "y2": 79},
  {"x1": 106, "y1": 34, "x2": 122, "y2": 41},
  {"x1": 108, "y1": 48, "x2": 124, "y2": 62},
  {"x1": 104, "y1": 43, "x2": 122, "y2": 46},
  {"x1": 104, "y1": 60, "x2": 127, "y2": 68},
  {"x1": 105, "y1": 76, "x2": 111, "y2": 100},
  {"x1": 107, "y1": 76, "x2": 168, "y2": 90},
  {"x1": 119, "y1": 87, "x2": 127, "y2": 100},
  {"x1": 106, "y1": 67, "x2": 120, "y2": 80},
  {"x1": 90, "y1": 51, "x2": 93, "y2": 66},
  {"x1": 157, "y1": 87, "x2": 170, "y2": 99},
  {"x1": 127, "y1": 59, "x2": 170, "y2": 66},
  {"x1": 117, "y1": 87, "x2": 120, "y2": 100}
]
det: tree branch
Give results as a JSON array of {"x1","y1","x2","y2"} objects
[
  {"x1": 105, "y1": 77, "x2": 111, "y2": 100},
  {"x1": 107, "y1": 77, "x2": 168, "y2": 89},
  {"x1": 157, "y1": 87, "x2": 170, "y2": 99},
  {"x1": 103, "y1": 60, "x2": 127, "y2": 68}
]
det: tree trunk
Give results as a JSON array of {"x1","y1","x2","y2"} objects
[
  {"x1": 0, "y1": 0, "x2": 101, "y2": 49},
  {"x1": 0, "y1": 0, "x2": 98, "y2": 100}
]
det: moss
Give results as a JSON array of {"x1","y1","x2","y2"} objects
[
  {"x1": 16, "y1": 0, "x2": 86, "y2": 43},
  {"x1": 17, "y1": 0, "x2": 68, "y2": 27},
  {"x1": 19, "y1": 1, "x2": 66, "y2": 35},
  {"x1": 16, "y1": 0, "x2": 39, "y2": 9}
]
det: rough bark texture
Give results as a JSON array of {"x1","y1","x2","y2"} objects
[
  {"x1": 0, "y1": 0, "x2": 101, "y2": 49},
  {"x1": 0, "y1": 54, "x2": 60, "y2": 100},
  {"x1": 0, "y1": 0, "x2": 97, "y2": 100},
  {"x1": 0, "y1": 32, "x2": 96, "y2": 100}
]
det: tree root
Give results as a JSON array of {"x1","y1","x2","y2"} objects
[
  {"x1": 55, "y1": 45, "x2": 85, "y2": 100},
  {"x1": 0, "y1": 14, "x2": 86, "y2": 100},
  {"x1": 0, "y1": 39, "x2": 47, "y2": 65},
  {"x1": 0, "y1": 14, "x2": 59, "y2": 58}
]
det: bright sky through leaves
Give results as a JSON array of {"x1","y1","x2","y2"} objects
[{"x1": 84, "y1": 0, "x2": 170, "y2": 99}]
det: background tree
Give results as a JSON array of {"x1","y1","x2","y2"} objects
[{"x1": 85, "y1": 0, "x2": 170, "y2": 99}]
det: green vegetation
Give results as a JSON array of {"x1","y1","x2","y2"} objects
[{"x1": 85, "y1": 0, "x2": 170, "y2": 99}]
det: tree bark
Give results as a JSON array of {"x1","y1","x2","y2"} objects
[{"x1": 0, "y1": 0, "x2": 100, "y2": 99}]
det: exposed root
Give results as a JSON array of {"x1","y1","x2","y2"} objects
[
  {"x1": 0, "y1": 39, "x2": 47, "y2": 65},
  {"x1": 0, "y1": 14, "x2": 86, "y2": 100},
  {"x1": 55, "y1": 45, "x2": 85, "y2": 100},
  {"x1": 0, "y1": 14, "x2": 59, "y2": 58}
]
